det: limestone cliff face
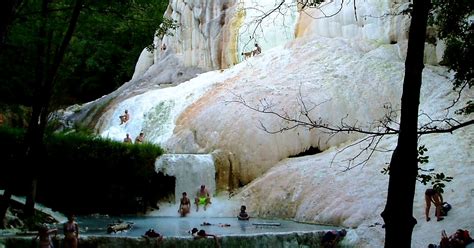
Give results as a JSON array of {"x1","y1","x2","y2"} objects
[
  {"x1": 159, "y1": 0, "x2": 239, "y2": 70},
  {"x1": 64, "y1": 0, "x2": 453, "y2": 186},
  {"x1": 130, "y1": 0, "x2": 443, "y2": 85},
  {"x1": 154, "y1": 0, "x2": 444, "y2": 73},
  {"x1": 56, "y1": 2, "x2": 473, "y2": 246},
  {"x1": 295, "y1": 0, "x2": 443, "y2": 64}
]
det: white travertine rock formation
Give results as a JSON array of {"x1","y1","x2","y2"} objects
[
  {"x1": 95, "y1": 0, "x2": 462, "y2": 185},
  {"x1": 131, "y1": 0, "x2": 442, "y2": 83},
  {"x1": 159, "y1": 0, "x2": 239, "y2": 70},
  {"x1": 131, "y1": 48, "x2": 154, "y2": 81},
  {"x1": 60, "y1": 1, "x2": 473, "y2": 246},
  {"x1": 295, "y1": 0, "x2": 443, "y2": 64}
]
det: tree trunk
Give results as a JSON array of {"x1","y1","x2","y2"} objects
[
  {"x1": 381, "y1": 0, "x2": 431, "y2": 247},
  {"x1": 23, "y1": 0, "x2": 84, "y2": 218},
  {"x1": 0, "y1": 0, "x2": 23, "y2": 51}
]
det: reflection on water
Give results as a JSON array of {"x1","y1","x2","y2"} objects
[{"x1": 75, "y1": 216, "x2": 336, "y2": 237}]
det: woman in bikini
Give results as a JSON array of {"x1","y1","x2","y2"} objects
[
  {"x1": 63, "y1": 214, "x2": 79, "y2": 248},
  {"x1": 179, "y1": 192, "x2": 191, "y2": 217}
]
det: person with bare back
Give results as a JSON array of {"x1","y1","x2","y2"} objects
[
  {"x1": 194, "y1": 185, "x2": 211, "y2": 211},
  {"x1": 253, "y1": 43, "x2": 262, "y2": 56},
  {"x1": 119, "y1": 110, "x2": 129, "y2": 125}
]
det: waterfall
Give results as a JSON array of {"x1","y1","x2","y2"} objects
[{"x1": 155, "y1": 154, "x2": 216, "y2": 204}]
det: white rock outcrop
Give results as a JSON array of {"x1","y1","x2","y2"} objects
[{"x1": 62, "y1": 1, "x2": 473, "y2": 246}]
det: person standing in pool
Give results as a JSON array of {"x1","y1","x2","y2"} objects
[
  {"x1": 237, "y1": 205, "x2": 250, "y2": 220},
  {"x1": 179, "y1": 192, "x2": 191, "y2": 217},
  {"x1": 63, "y1": 214, "x2": 79, "y2": 248},
  {"x1": 194, "y1": 185, "x2": 211, "y2": 211}
]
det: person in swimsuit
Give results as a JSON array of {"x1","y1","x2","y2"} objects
[
  {"x1": 123, "y1": 133, "x2": 132, "y2": 143},
  {"x1": 179, "y1": 192, "x2": 191, "y2": 217},
  {"x1": 135, "y1": 132, "x2": 145, "y2": 144},
  {"x1": 425, "y1": 188, "x2": 444, "y2": 221},
  {"x1": 34, "y1": 224, "x2": 57, "y2": 248},
  {"x1": 194, "y1": 185, "x2": 211, "y2": 211},
  {"x1": 63, "y1": 214, "x2": 79, "y2": 248}
]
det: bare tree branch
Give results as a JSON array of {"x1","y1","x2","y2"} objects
[
  {"x1": 226, "y1": 87, "x2": 473, "y2": 169},
  {"x1": 230, "y1": 0, "x2": 473, "y2": 171}
]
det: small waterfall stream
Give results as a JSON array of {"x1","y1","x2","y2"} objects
[{"x1": 155, "y1": 154, "x2": 216, "y2": 204}]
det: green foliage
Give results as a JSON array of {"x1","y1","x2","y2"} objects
[
  {"x1": 381, "y1": 145, "x2": 453, "y2": 192},
  {"x1": 155, "y1": 17, "x2": 179, "y2": 39},
  {"x1": 0, "y1": 127, "x2": 165, "y2": 214},
  {"x1": 429, "y1": 0, "x2": 473, "y2": 114},
  {"x1": 417, "y1": 145, "x2": 429, "y2": 164},
  {"x1": 455, "y1": 100, "x2": 474, "y2": 115},
  {"x1": 415, "y1": 145, "x2": 453, "y2": 193},
  {"x1": 147, "y1": 17, "x2": 179, "y2": 52},
  {"x1": 0, "y1": 126, "x2": 25, "y2": 161},
  {"x1": 0, "y1": 0, "x2": 169, "y2": 106}
]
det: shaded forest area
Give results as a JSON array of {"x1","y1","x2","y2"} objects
[
  {"x1": 0, "y1": 127, "x2": 171, "y2": 216},
  {"x1": 0, "y1": 0, "x2": 168, "y2": 107},
  {"x1": 0, "y1": 0, "x2": 172, "y2": 225}
]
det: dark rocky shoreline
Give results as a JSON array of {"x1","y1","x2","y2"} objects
[{"x1": 1, "y1": 231, "x2": 334, "y2": 248}]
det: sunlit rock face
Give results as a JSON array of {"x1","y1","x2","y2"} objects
[
  {"x1": 160, "y1": 0, "x2": 239, "y2": 70},
  {"x1": 295, "y1": 0, "x2": 443, "y2": 65},
  {"x1": 62, "y1": 0, "x2": 460, "y2": 185},
  {"x1": 58, "y1": 1, "x2": 474, "y2": 246}
]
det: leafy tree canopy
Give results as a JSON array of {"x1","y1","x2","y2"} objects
[
  {"x1": 0, "y1": 0, "x2": 168, "y2": 107},
  {"x1": 429, "y1": 0, "x2": 473, "y2": 114}
]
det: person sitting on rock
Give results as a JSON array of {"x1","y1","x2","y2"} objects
[
  {"x1": 119, "y1": 110, "x2": 129, "y2": 125},
  {"x1": 123, "y1": 133, "x2": 132, "y2": 143},
  {"x1": 253, "y1": 43, "x2": 262, "y2": 55},
  {"x1": 194, "y1": 184, "x2": 211, "y2": 211},
  {"x1": 438, "y1": 229, "x2": 474, "y2": 248},
  {"x1": 135, "y1": 132, "x2": 145, "y2": 144}
]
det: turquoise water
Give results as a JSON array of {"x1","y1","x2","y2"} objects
[{"x1": 74, "y1": 216, "x2": 336, "y2": 237}]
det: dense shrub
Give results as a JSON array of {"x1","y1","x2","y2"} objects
[{"x1": 0, "y1": 127, "x2": 165, "y2": 215}]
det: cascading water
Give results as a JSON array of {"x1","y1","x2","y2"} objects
[{"x1": 155, "y1": 154, "x2": 216, "y2": 204}]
